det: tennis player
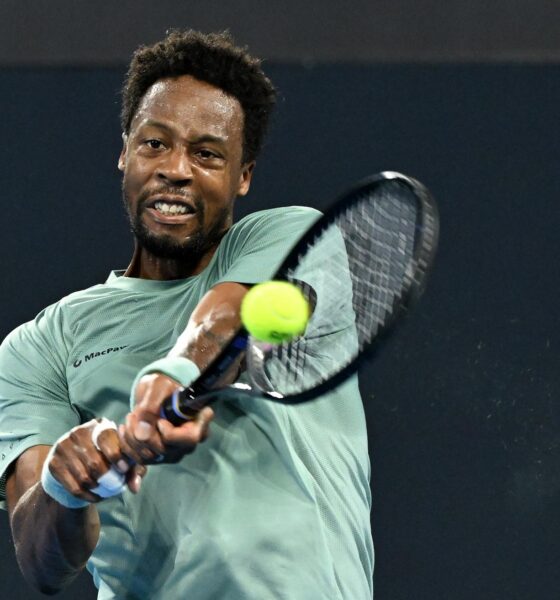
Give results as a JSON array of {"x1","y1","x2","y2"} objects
[{"x1": 0, "y1": 30, "x2": 373, "y2": 599}]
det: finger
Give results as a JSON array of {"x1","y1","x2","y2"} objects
[
  {"x1": 157, "y1": 407, "x2": 214, "y2": 446},
  {"x1": 117, "y1": 423, "x2": 141, "y2": 465},
  {"x1": 126, "y1": 411, "x2": 167, "y2": 458},
  {"x1": 134, "y1": 374, "x2": 177, "y2": 413},
  {"x1": 95, "y1": 427, "x2": 130, "y2": 473},
  {"x1": 127, "y1": 464, "x2": 148, "y2": 494},
  {"x1": 66, "y1": 427, "x2": 112, "y2": 481},
  {"x1": 129, "y1": 377, "x2": 162, "y2": 444},
  {"x1": 119, "y1": 414, "x2": 142, "y2": 462},
  {"x1": 118, "y1": 418, "x2": 145, "y2": 465},
  {"x1": 132, "y1": 374, "x2": 180, "y2": 431},
  {"x1": 121, "y1": 415, "x2": 166, "y2": 463},
  {"x1": 197, "y1": 407, "x2": 214, "y2": 442},
  {"x1": 48, "y1": 452, "x2": 103, "y2": 504},
  {"x1": 67, "y1": 422, "x2": 127, "y2": 498}
]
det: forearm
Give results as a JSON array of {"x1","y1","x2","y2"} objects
[
  {"x1": 10, "y1": 480, "x2": 99, "y2": 594},
  {"x1": 168, "y1": 281, "x2": 249, "y2": 376}
]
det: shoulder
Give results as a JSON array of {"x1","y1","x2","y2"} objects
[
  {"x1": 233, "y1": 206, "x2": 322, "y2": 234},
  {"x1": 223, "y1": 206, "x2": 321, "y2": 250},
  {"x1": 209, "y1": 207, "x2": 321, "y2": 284}
]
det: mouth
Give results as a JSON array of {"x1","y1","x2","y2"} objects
[{"x1": 144, "y1": 196, "x2": 197, "y2": 224}]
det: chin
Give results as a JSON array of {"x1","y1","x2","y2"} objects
[{"x1": 144, "y1": 233, "x2": 205, "y2": 261}]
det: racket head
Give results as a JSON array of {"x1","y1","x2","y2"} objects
[{"x1": 243, "y1": 170, "x2": 439, "y2": 402}]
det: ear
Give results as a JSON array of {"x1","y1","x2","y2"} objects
[
  {"x1": 117, "y1": 133, "x2": 128, "y2": 172},
  {"x1": 236, "y1": 161, "x2": 255, "y2": 197}
]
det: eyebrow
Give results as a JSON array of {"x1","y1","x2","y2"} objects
[{"x1": 141, "y1": 120, "x2": 227, "y2": 145}]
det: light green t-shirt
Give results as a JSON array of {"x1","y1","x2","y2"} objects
[{"x1": 0, "y1": 207, "x2": 373, "y2": 599}]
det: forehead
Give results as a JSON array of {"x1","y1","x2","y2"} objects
[{"x1": 131, "y1": 75, "x2": 244, "y2": 138}]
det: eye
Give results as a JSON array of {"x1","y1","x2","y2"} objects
[
  {"x1": 196, "y1": 149, "x2": 220, "y2": 160},
  {"x1": 144, "y1": 139, "x2": 165, "y2": 150}
]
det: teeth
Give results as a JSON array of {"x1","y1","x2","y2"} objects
[{"x1": 154, "y1": 202, "x2": 189, "y2": 215}]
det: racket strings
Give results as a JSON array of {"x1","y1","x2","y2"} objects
[
  {"x1": 341, "y1": 185, "x2": 417, "y2": 343},
  {"x1": 253, "y1": 179, "x2": 425, "y2": 396}
]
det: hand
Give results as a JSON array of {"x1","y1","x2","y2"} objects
[
  {"x1": 121, "y1": 373, "x2": 214, "y2": 465},
  {"x1": 45, "y1": 419, "x2": 147, "y2": 504}
]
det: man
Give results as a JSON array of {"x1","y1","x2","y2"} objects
[{"x1": 0, "y1": 30, "x2": 373, "y2": 599}]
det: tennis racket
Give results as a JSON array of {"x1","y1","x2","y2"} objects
[{"x1": 162, "y1": 170, "x2": 439, "y2": 425}]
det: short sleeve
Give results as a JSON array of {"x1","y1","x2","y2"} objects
[
  {"x1": 214, "y1": 206, "x2": 321, "y2": 285},
  {"x1": 0, "y1": 303, "x2": 81, "y2": 508}
]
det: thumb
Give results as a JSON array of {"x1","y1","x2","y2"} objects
[
  {"x1": 129, "y1": 376, "x2": 179, "y2": 441},
  {"x1": 127, "y1": 464, "x2": 148, "y2": 494}
]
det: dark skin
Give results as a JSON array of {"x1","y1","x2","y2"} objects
[{"x1": 7, "y1": 74, "x2": 255, "y2": 593}]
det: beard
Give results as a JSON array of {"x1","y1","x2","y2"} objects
[{"x1": 122, "y1": 183, "x2": 231, "y2": 266}]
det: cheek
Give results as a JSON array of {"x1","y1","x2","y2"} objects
[
  {"x1": 122, "y1": 171, "x2": 144, "y2": 208},
  {"x1": 195, "y1": 170, "x2": 236, "y2": 204},
  {"x1": 124, "y1": 155, "x2": 151, "y2": 182},
  {"x1": 121, "y1": 172, "x2": 134, "y2": 196},
  {"x1": 124, "y1": 165, "x2": 152, "y2": 202}
]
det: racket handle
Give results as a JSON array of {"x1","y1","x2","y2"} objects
[{"x1": 160, "y1": 387, "x2": 205, "y2": 425}]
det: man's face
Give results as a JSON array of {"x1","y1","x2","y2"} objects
[{"x1": 118, "y1": 75, "x2": 253, "y2": 264}]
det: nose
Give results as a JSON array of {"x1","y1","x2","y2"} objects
[{"x1": 157, "y1": 148, "x2": 192, "y2": 185}]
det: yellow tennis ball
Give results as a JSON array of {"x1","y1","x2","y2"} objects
[{"x1": 241, "y1": 281, "x2": 310, "y2": 344}]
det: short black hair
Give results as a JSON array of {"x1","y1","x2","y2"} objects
[{"x1": 121, "y1": 29, "x2": 276, "y2": 163}]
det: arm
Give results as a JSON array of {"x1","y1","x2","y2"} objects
[
  {"x1": 121, "y1": 281, "x2": 248, "y2": 461},
  {"x1": 6, "y1": 422, "x2": 146, "y2": 594},
  {"x1": 6, "y1": 445, "x2": 99, "y2": 595}
]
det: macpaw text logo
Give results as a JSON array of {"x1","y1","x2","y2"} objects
[{"x1": 73, "y1": 345, "x2": 128, "y2": 368}]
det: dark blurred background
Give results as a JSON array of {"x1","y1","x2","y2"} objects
[{"x1": 1, "y1": 1, "x2": 559, "y2": 598}]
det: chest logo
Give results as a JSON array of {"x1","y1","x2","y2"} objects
[{"x1": 73, "y1": 345, "x2": 128, "y2": 368}]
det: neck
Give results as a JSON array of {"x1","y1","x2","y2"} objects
[{"x1": 124, "y1": 244, "x2": 218, "y2": 280}]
